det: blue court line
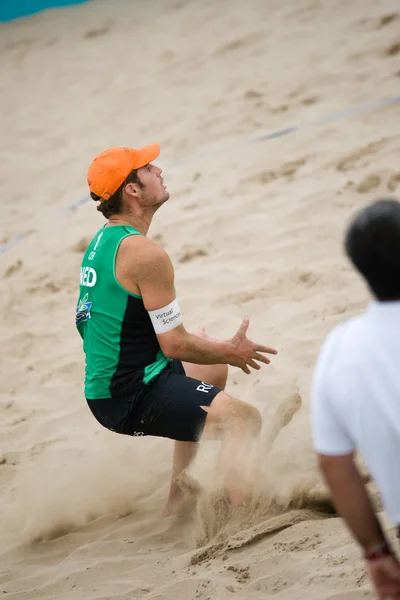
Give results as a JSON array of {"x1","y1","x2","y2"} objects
[
  {"x1": 58, "y1": 194, "x2": 91, "y2": 214},
  {"x1": 0, "y1": 233, "x2": 29, "y2": 256},
  {"x1": 1, "y1": 94, "x2": 399, "y2": 257},
  {"x1": 249, "y1": 95, "x2": 400, "y2": 143}
]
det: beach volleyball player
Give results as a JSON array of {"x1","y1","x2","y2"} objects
[{"x1": 76, "y1": 143, "x2": 277, "y2": 511}]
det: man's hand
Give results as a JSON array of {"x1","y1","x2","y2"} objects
[
  {"x1": 193, "y1": 319, "x2": 277, "y2": 374},
  {"x1": 367, "y1": 555, "x2": 400, "y2": 599},
  {"x1": 228, "y1": 317, "x2": 277, "y2": 374}
]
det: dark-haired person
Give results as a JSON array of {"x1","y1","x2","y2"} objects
[
  {"x1": 76, "y1": 143, "x2": 278, "y2": 512},
  {"x1": 311, "y1": 198, "x2": 400, "y2": 599}
]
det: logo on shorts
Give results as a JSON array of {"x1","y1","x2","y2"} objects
[
  {"x1": 75, "y1": 293, "x2": 93, "y2": 327},
  {"x1": 196, "y1": 382, "x2": 214, "y2": 393}
]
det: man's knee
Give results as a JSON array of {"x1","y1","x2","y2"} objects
[
  {"x1": 204, "y1": 392, "x2": 261, "y2": 436},
  {"x1": 241, "y1": 403, "x2": 262, "y2": 435},
  {"x1": 224, "y1": 398, "x2": 261, "y2": 437}
]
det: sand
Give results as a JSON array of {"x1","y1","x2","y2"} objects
[{"x1": 0, "y1": 0, "x2": 400, "y2": 597}]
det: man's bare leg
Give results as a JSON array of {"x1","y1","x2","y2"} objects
[
  {"x1": 164, "y1": 441, "x2": 199, "y2": 514},
  {"x1": 164, "y1": 363, "x2": 228, "y2": 515},
  {"x1": 201, "y1": 392, "x2": 262, "y2": 505}
]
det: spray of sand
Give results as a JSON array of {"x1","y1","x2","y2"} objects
[
  {"x1": 1, "y1": 436, "x2": 170, "y2": 544},
  {"x1": 1, "y1": 387, "x2": 345, "y2": 552}
]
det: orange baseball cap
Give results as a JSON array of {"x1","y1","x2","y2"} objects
[{"x1": 87, "y1": 143, "x2": 160, "y2": 201}]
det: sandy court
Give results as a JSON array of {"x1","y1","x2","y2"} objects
[{"x1": 0, "y1": 0, "x2": 399, "y2": 598}]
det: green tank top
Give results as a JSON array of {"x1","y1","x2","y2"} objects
[{"x1": 76, "y1": 225, "x2": 171, "y2": 399}]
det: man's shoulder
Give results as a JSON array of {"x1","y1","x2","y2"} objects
[
  {"x1": 318, "y1": 318, "x2": 352, "y2": 355},
  {"x1": 118, "y1": 235, "x2": 172, "y2": 276},
  {"x1": 322, "y1": 311, "x2": 367, "y2": 349},
  {"x1": 120, "y1": 234, "x2": 168, "y2": 258},
  {"x1": 316, "y1": 311, "x2": 369, "y2": 381}
]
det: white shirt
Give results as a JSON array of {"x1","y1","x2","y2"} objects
[{"x1": 311, "y1": 301, "x2": 400, "y2": 525}]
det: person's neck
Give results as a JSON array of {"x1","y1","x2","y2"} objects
[{"x1": 107, "y1": 212, "x2": 153, "y2": 236}]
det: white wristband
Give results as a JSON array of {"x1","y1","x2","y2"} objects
[{"x1": 148, "y1": 299, "x2": 182, "y2": 334}]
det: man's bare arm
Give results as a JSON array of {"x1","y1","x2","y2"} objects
[
  {"x1": 318, "y1": 452, "x2": 386, "y2": 552},
  {"x1": 136, "y1": 242, "x2": 277, "y2": 372}
]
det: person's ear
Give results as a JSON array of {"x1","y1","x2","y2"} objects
[{"x1": 125, "y1": 182, "x2": 140, "y2": 197}]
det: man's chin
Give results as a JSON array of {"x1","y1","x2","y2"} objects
[{"x1": 155, "y1": 192, "x2": 170, "y2": 210}]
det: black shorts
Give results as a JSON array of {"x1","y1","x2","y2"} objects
[{"x1": 86, "y1": 360, "x2": 222, "y2": 442}]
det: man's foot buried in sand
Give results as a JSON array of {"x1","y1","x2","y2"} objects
[{"x1": 163, "y1": 470, "x2": 203, "y2": 517}]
